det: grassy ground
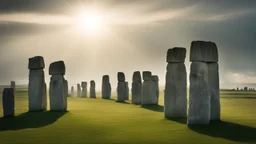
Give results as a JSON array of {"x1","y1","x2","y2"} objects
[{"x1": 0, "y1": 88, "x2": 256, "y2": 144}]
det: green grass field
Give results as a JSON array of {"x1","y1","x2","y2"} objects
[{"x1": 0, "y1": 87, "x2": 256, "y2": 144}]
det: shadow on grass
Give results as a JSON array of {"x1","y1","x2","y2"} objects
[
  {"x1": 102, "y1": 98, "x2": 116, "y2": 101},
  {"x1": 141, "y1": 105, "x2": 164, "y2": 112},
  {"x1": 189, "y1": 120, "x2": 256, "y2": 143},
  {"x1": 166, "y1": 117, "x2": 187, "y2": 124},
  {"x1": 0, "y1": 111, "x2": 67, "y2": 131},
  {"x1": 115, "y1": 101, "x2": 130, "y2": 104}
]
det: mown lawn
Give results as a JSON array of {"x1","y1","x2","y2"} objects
[{"x1": 0, "y1": 88, "x2": 256, "y2": 144}]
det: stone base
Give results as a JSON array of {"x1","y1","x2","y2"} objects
[
  {"x1": 2, "y1": 88, "x2": 15, "y2": 117},
  {"x1": 117, "y1": 82, "x2": 126, "y2": 102},
  {"x1": 132, "y1": 82, "x2": 142, "y2": 104},
  {"x1": 102, "y1": 83, "x2": 111, "y2": 99}
]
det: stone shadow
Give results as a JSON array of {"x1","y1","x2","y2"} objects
[
  {"x1": 166, "y1": 117, "x2": 187, "y2": 124},
  {"x1": 141, "y1": 105, "x2": 164, "y2": 112},
  {"x1": 115, "y1": 101, "x2": 130, "y2": 104},
  {"x1": 189, "y1": 120, "x2": 256, "y2": 143},
  {"x1": 0, "y1": 111, "x2": 67, "y2": 131}
]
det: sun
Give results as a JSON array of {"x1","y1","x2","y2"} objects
[{"x1": 76, "y1": 11, "x2": 104, "y2": 32}]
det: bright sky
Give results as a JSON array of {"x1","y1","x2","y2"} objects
[{"x1": 0, "y1": 0, "x2": 255, "y2": 90}]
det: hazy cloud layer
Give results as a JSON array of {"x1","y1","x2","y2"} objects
[{"x1": 0, "y1": 0, "x2": 255, "y2": 89}]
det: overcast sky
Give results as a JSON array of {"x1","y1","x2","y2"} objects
[{"x1": 0, "y1": 0, "x2": 255, "y2": 89}]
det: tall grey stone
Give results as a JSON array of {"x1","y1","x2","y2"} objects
[
  {"x1": 102, "y1": 75, "x2": 111, "y2": 99},
  {"x1": 28, "y1": 57, "x2": 47, "y2": 111},
  {"x1": 141, "y1": 71, "x2": 156, "y2": 105},
  {"x1": 77, "y1": 83, "x2": 81, "y2": 97},
  {"x1": 10, "y1": 81, "x2": 15, "y2": 92},
  {"x1": 188, "y1": 62, "x2": 210, "y2": 125},
  {"x1": 132, "y1": 71, "x2": 142, "y2": 104},
  {"x1": 117, "y1": 82, "x2": 126, "y2": 102},
  {"x1": 166, "y1": 47, "x2": 186, "y2": 63},
  {"x1": 190, "y1": 41, "x2": 218, "y2": 62},
  {"x1": 2, "y1": 88, "x2": 15, "y2": 117},
  {"x1": 208, "y1": 63, "x2": 220, "y2": 120},
  {"x1": 49, "y1": 75, "x2": 67, "y2": 111},
  {"x1": 125, "y1": 82, "x2": 129, "y2": 100},
  {"x1": 152, "y1": 75, "x2": 159, "y2": 104},
  {"x1": 81, "y1": 82, "x2": 88, "y2": 98},
  {"x1": 49, "y1": 61, "x2": 67, "y2": 111},
  {"x1": 71, "y1": 86, "x2": 74, "y2": 96},
  {"x1": 165, "y1": 63, "x2": 187, "y2": 118},
  {"x1": 90, "y1": 80, "x2": 96, "y2": 98}
]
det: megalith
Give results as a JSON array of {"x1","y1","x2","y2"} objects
[
  {"x1": 77, "y1": 83, "x2": 81, "y2": 97},
  {"x1": 151, "y1": 75, "x2": 159, "y2": 104},
  {"x1": 10, "y1": 81, "x2": 15, "y2": 92},
  {"x1": 141, "y1": 71, "x2": 155, "y2": 105},
  {"x1": 49, "y1": 61, "x2": 67, "y2": 111},
  {"x1": 131, "y1": 71, "x2": 142, "y2": 104},
  {"x1": 28, "y1": 56, "x2": 47, "y2": 111},
  {"x1": 125, "y1": 82, "x2": 129, "y2": 100},
  {"x1": 90, "y1": 80, "x2": 96, "y2": 98},
  {"x1": 102, "y1": 75, "x2": 111, "y2": 99},
  {"x1": 117, "y1": 72, "x2": 126, "y2": 102},
  {"x1": 2, "y1": 88, "x2": 15, "y2": 117},
  {"x1": 81, "y1": 82, "x2": 88, "y2": 98}
]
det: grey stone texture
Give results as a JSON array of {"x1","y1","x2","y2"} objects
[
  {"x1": 190, "y1": 41, "x2": 218, "y2": 62},
  {"x1": 118, "y1": 72, "x2": 125, "y2": 82},
  {"x1": 131, "y1": 82, "x2": 142, "y2": 104},
  {"x1": 28, "y1": 56, "x2": 45, "y2": 70},
  {"x1": 132, "y1": 71, "x2": 142, "y2": 82},
  {"x1": 125, "y1": 82, "x2": 129, "y2": 100},
  {"x1": 164, "y1": 63, "x2": 187, "y2": 118},
  {"x1": 141, "y1": 80, "x2": 155, "y2": 105},
  {"x1": 208, "y1": 63, "x2": 220, "y2": 120},
  {"x1": 64, "y1": 80, "x2": 68, "y2": 97},
  {"x1": 142, "y1": 71, "x2": 152, "y2": 81},
  {"x1": 188, "y1": 62, "x2": 211, "y2": 125},
  {"x1": 81, "y1": 82, "x2": 88, "y2": 98},
  {"x1": 166, "y1": 47, "x2": 186, "y2": 63},
  {"x1": 2, "y1": 88, "x2": 15, "y2": 117},
  {"x1": 102, "y1": 75, "x2": 111, "y2": 99},
  {"x1": 90, "y1": 80, "x2": 96, "y2": 98},
  {"x1": 49, "y1": 75, "x2": 67, "y2": 111},
  {"x1": 151, "y1": 75, "x2": 159, "y2": 104},
  {"x1": 77, "y1": 83, "x2": 81, "y2": 97},
  {"x1": 49, "y1": 61, "x2": 66, "y2": 75},
  {"x1": 117, "y1": 82, "x2": 126, "y2": 102},
  {"x1": 71, "y1": 86, "x2": 74, "y2": 96},
  {"x1": 28, "y1": 69, "x2": 47, "y2": 111}
]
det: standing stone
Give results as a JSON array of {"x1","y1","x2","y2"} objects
[
  {"x1": 28, "y1": 56, "x2": 47, "y2": 111},
  {"x1": 49, "y1": 61, "x2": 67, "y2": 111},
  {"x1": 190, "y1": 41, "x2": 218, "y2": 62},
  {"x1": 77, "y1": 83, "x2": 81, "y2": 97},
  {"x1": 131, "y1": 71, "x2": 142, "y2": 104},
  {"x1": 81, "y1": 82, "x2": 88, "y2": 98},
  {"x1": 90, "y1": 80, "x2": 96, "y2": 98},
  {"x1": 141, "y1": 71, "x2": 155, "y2": 105},
  {"x1": 64, "y1": 80, "x2": 68, "y2": 97},
  {"x1": 165, "y1": 63, "x2": 187, "y2": 118},
  {"x1": 102, "y1": 75, "x2": 111, "y2": 99},
  {"x1": 10, "y1": 81, "x2": 15, "y2": 92},
  {"x1": 125, "y1": 82, "x2": 129, "y2": 100},
  {"x1": 188, "y1": 62, "x2": 210, "y2": 124},
  {"x1": 152, "y1": 75, "x2": 159, "y2": 104},
  {"x1": 71, "y1": 86, "x2": 74, "y2": 96},
  {"x1": 117, "y1": 72, "x2": 126, "y2": 102},
  {"x1": 2, "y1": 88, "x2": 15, "y2": 117}
]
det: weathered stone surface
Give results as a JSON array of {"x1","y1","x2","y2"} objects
[
  {"x1": 152, "y1": 75, "x2": 159, "y2": 105},
  {"x1": 118, "y1": 72, "x2": 125, "y2": 82},
  {"x1": 188, "y1": 62, "x2": 211, "y2": 125},
  {"x1": 43, "y1": 83, "x2": 47, "y2": 109},
  {"x1": 190, "y1": 41, "x2": 218, "y2": 62},
  {"x1": 132, "y1": 71, "x2": 142, "y2": 82},
  {"x1": 49, "y1": 61, "x2": 66, "y2": 75},
  {"x1": 102, "y1": 75, "x2": 110, "y2": 83},
  {"x1": 81, "y1": 82, "x2": 87, "y2": 98},
  {"x1": 141, "y1": 81, "x2": 156, "y2": 105},
  {"x1": 90, "y1": 80, "x2": 96, "y2": 98},
  {"x1": 208, "y1": 63, "x2": 220, "y2": 120},
  {"x1": 77, "y1": 83, "x2": 81, "y2": 97},
  {"x1": 28, "y1": 56, "x2": 45, "y2": 70},
  {"x1": 49, "y1": 75, "x2": 67, "y2": 111},
  {"x1": 131, "y1": 82, "x2": 142, "y2": 104},
  {"x1": 166, "y1": 47, "x2": 186, "y2": 63},
  {"x1": 102, "y1": 83, "x2": 111, "y2": 99},
  {"x1": 164, "y1": 63, "x2": 187, "y2": 118},
  {"x1": 10, "y1": 81, "x2": 15, "y2": 92},
  {"x1": 64, "y1": 80, "x2": 68, "y2": 97},
  {"x1": 71, "y1": 86, "x2": 74, "y2": 96},
  {"x1": 142, "y1": 71, "x2": 152, "y2": 81},
  {"x1": 2, "y1": 88, "x2": 15, "y2": 117},
  {"x1": 28, "y1": 69, "x2": 47, "y2": 111},
  {"x1": 125, "y1": 82, "x2": 129, "y2": 100},
  {"x1": 117, "y1": 82, "x2": 126, "y2": 102}
]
